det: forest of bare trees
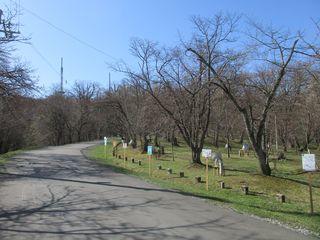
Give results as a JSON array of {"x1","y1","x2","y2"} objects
[{"x1": 1, "y1": 10, "x2": 319, "y2": 176}]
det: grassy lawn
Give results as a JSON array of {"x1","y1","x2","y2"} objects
[
  {"x1": 0, "y1": 147, "x2": 39, "y2": 170},
  {"x1": 86, "y1": 138, "x2": 320, "y2": 236},
  {"x1": 0, "y1": 150, "x2": 25, "y2": 167}
]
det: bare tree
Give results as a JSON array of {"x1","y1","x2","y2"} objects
[
  {"x1": 187, "y1": 15, "x2": 299, "y2": 175},
  {"x1": 114, "y1": 39, "x2": 215, "y2": 164}
]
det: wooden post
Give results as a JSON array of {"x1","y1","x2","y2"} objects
[
  {"x1": 308, "y1": 172, "x2": 314, "y2": 214},
  {"x1": 104, "y1": 145, "x2": 107, "y2": 161},
  {"x1": 123, "y1": 148, "x2": 126, "y2": 168},
  {"x1": 206, "y1": 157, "x2": 209, "y2": 191},
  {"x1": 148, "y1": 155, "x2": 151, "y2": 176}
]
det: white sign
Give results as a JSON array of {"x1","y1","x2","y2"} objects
[
  {"x1": 104, "y1": 137, "x2": 108, "y2": 146},
  {"x1": 123, "y1": 143, "x2": 128, "y2": 149},
  {"x1": 202, "y1": 149, "x2": 212, "y2": 158},
  {"x1": 242, "y1": 143, "x2": 249, "y2": 151},
  {"x1": 302, "y1": 154, "x2": 317, "y2": 172},
  {"x1": 147, "y1": 146, "x2": 153, "y2": 155}
]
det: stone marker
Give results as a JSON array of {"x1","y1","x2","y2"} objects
[
  {"x1": 219, "y1": 181, "x2": 225, "y2": 189},
  {"x1": 241, "y1": 185, "x2": 249, "y2": 195},
  {"x1": 167, "y1": 168, "x2": 172, "y2": 174},
  {"x1": 131, "y1": 158, "x2": 135, "y2": 163},
  {"x1": 125, "y1": 156, "x2": 128, "y2": 161},
  {"x1": 157, "y1": 165, "x2": 162, "y2": 170},
  {"x1": 118, "y1": 155, "x2": 122, "y2": 159},
  {"x1": 276, "y1": 193, "x2": 286, "y2": 203},
  {"x1": 179, "y1": 171, "x2": 184, "y2": 177},
  {"x1": 138, "y1": 160, "x2": 142, "y2": 166}
]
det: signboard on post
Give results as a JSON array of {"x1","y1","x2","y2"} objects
[
  {"x1": 104, "y1": 137, "x2": 108, "y2": 146},
  {"x1": 147, "y1": 146, "x2": 153, "y2": 155},
  {"x1": 202, "y1": 149, "x2": 212, "y2": 158},
  {"x1": 302, "y1": 154, "x2": 317, "y2": 215},
  {"x1": 302, "y1": 154, "x2": 317, "y2": 172},
  {"x1": 202, "y1": 148, "x2": 212, "y2": 191}
]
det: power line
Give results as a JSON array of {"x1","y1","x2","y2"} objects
[
  {"x1": 11, "y1": 1, "x2": 118, "y2": 61},
  {"x1": 29, "y1": 43, "x2": 60, "y2": 75}
]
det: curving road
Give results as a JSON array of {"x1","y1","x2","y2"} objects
[{"x1": 0, "y1": 142, "x2": 316, "y2": 240}]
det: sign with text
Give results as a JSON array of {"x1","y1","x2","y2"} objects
[
  {"x1": 302, "y1": 154, "x2": 317, "y2": 172},
  {"x1": 202, "y1": 149, "x2": 212, "y2": 158},
  {"x1": 147, "y1": 146, "x2": 153, "y2": 155}
]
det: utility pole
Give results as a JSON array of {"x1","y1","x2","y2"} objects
[
  {"x1": 108, "y1": 72, "x2": 111, "y2": 91},
  {"x1": 60, "y1": 57, "x2": 64, "y2": 94}
]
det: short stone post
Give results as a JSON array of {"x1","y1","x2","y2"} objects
[
  {"x1": 276, "y1": 194, "x2": 286, "y2": 203},
  {"x1": 241, "y1": 184, "x2": 249, "y2": 195}
]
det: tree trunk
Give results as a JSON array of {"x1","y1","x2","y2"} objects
[
  {"x1": 239, "y1": 130, "x2": 245, "y2": 144},
  {"x1": 140, "y1": 135, "x2": 148, "y2": 153},
  {"x1": 255, "y1": 148, "x2": 271, "y2": 175},
  {"x1": 131, "y1": 137, "x2": 137, "y2": 149},
  {"x1": 280, "y1": 136, "x2": 287, "y2": 152},
  {"x1": 191, "y1": 147, "x2": 202, "y2": 165},
  {"x1": 242, "y1": 112, "x2": 271, "y2": 176},
  {"x1": 154, "y1": 133, "x2": 159, "y2": 147},
  {"x1": 214, "y1": 124, "x2": 220, "y2": 148}
]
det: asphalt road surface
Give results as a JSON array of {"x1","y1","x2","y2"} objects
[{"x1": 0, "y1": 142, "x2": 317, "y2": 240}]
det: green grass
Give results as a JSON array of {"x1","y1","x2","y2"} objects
[
  {"x1": 0, "y1": 149, "x2": 25, "y2": 166},
  {"x1": 85, "y1": 139, "x2": 320, "y2": 236},
  {"x1": 0, "y1": 146, "x2": 39, "y2": 169}
]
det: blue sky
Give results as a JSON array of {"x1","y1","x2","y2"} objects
[{"x1": 1, "y1": 0, "x2": 319, "y2": 93}]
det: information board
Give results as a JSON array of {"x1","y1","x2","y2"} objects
[
  {"x1": 202, "y1": 149, "x2": 212, "y2": 158},
  {"x1": 302, "y1": 154, "x2": 317, "y2": 172}
]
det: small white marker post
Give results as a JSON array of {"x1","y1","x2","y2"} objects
[
  {"x1": 302, "y1": 154, "x2": 317, "y2": 214},
  {"x1": 123, "y1": 142, "x2": 127, "y2": 167},
  {"x1": 103, "y1": 137, "x2": 108, "y2": 160},
  {"x1": 147, "y1": 146, "x2": 153, "y2": 176},
  {"x1": 202, "y1": 149, "x2": 212, "y2": 191}
]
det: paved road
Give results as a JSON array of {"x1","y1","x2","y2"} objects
[{"x1": 0, "y1": 143, "x2": 317, "y2": 240}]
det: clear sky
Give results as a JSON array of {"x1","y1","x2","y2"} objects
[{"x1": 1, "y1": 0, "x2": 319, "y2": 94}]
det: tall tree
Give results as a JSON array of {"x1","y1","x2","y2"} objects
[{"x1": 188, "y1": 15, "x2": 299, "y2": 175}]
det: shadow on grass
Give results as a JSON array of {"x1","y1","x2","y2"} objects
[{"x1": 272, "y1": 174, "x2": 320, "y2": 188}]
